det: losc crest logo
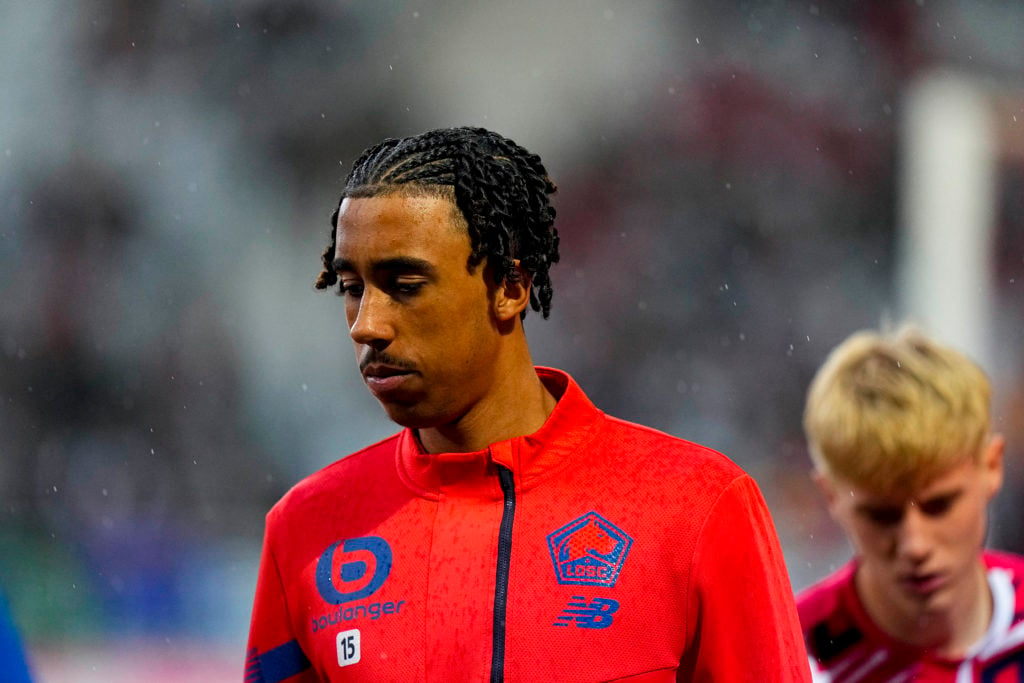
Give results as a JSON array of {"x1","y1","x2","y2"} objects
[
  {"x1": 547, "y1": 511, "x2": 633, "y2": 587},
  {"x1": 316, "y1": 536, "x2": 392, "y2": 605}
]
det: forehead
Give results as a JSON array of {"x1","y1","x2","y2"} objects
[
  {"x1": 839, "y1": 458, "x2": 977, "y2": 506},
  {"x1": 333, "y1": 194, "x2": 468, "y2": 265}
]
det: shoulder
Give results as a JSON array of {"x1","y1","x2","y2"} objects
[
  {"x1": 984, "y1": 550, "x2": 1024, "y2": 604},
  {"x1": 267, "y1": 432, "x2": 403, "y2": 522},
  {"x1": 796, "y1": 563, "x2": 855, "y2": 633},
  {"x1": 984, "y1": 549, "x2": 1024, "y2": 574},
  {"x1": 599, "y1": 414, "x2": 747, "y2": 483},
  {"x1": 547, "y1": 367, "x2": 745, "y2": 485},
  {"x1": 795, "y1": 563, "x2": 863, "y2": 661}
]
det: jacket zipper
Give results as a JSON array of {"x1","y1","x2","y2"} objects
[{"x1": 490, "y1": 465, "x2": 516, "y2": 683}]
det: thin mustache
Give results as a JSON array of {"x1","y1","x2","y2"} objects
[{"x1": 359, "y1": 351, "x2": 417, "y2": 373}]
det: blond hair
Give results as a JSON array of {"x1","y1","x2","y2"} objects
[{"x1": 803, "y1": 325, "x2": 991, "y2": 494}]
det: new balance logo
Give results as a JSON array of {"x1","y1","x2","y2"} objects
[{"x1": 553, "y1": 596, "x2": 619, "y2": 629}]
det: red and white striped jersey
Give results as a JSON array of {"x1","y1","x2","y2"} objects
[{"x1": 798, "y1": 551, "x2": 1024, "y2": 682}]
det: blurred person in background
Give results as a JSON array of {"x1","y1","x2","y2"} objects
[
  {"x1": 798, "y1": 325, "x2": 1024, "y2": 680},
  {"x1": 245, "y1": 126, "x2": 809, "y2": 681}
]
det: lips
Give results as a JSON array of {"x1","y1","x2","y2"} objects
[
  {"x1": 361, "y1": 364, "x2": 415, "y2": 396},
  {"x1": 899, "y1": 572, "x2": 947, "y2": 596}
]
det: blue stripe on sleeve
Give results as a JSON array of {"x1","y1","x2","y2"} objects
[{"x1": 245, "y1": 640, "x2": 311, "y2": 683}]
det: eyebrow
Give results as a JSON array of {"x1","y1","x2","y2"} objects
[
  {"x1": 332, "y1": 256, "x2": 437, "y2": 277},
  {"x1": 852, "y1": 487, "x2": 963, "y2": 515},
  {"x1": 854, "y1": 501, "x2": 901, "y2": 515}
]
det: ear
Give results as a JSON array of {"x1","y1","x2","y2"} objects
[
  {"x1": 981, "y1": 433, "x2": 1005, "y2": 499},
  {"x1": 493, "y1": 259, "x2": 532, "y2": 322},
  {"x1": 813, "y1": 470, "x2": 841, "y2": 517}
]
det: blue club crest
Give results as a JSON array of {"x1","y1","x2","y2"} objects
[{"x1": 546, "y1": 511, "x2": 632, "y2": 587}]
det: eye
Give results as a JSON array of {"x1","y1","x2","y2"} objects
[
  {"x1": 396, "y1": 282, "x2": 423, "y2": 294},
  {"x1": 391, "y1": 279, "x2": 425, "y2": 296},
  {"x1": 918, "y1": 495, "x2": 957, "y2": 517},
  {"x1": 339, "y1": 281, "x2": 364, "y2": 297},
  {"x1": 862, "y1": 506, "x2": 903, "y2": 526}
]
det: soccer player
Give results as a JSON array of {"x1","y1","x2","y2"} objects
[
  {"x1": 798, "y1": 325, "x2": 1024, "y2": 680},
  {"x1": 245, "y1": 126, "x2": 809, "y2": 681}
]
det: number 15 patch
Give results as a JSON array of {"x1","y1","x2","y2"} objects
[{"x1": 336, "y1": 629, "x2": 361, "y2": 667}]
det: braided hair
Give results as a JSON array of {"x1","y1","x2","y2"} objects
[{"x1": 314, "y1": 126, "x2": 560, "y2": 318}]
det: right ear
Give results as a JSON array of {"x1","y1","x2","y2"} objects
[{"x1": 813, "y1": 470, "x2": 839, "y2": 513}]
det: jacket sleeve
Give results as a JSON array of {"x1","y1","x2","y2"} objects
[
  {"x1": 680, "y1": 474, "x2": 811, "y2": 682},
  {"x1": 245, "y1": 512, "x2": 317, "y2": 683}
]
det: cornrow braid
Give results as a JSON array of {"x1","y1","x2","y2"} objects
[{"x1": 314, "y1": 126, "x2": 560, "y2": 318}]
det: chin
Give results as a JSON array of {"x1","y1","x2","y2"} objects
[{"x1": 379, "y1": 401, "x2": 444, "y2": 430}]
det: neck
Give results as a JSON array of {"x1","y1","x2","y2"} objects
[
  {"x1": 857, "y1": 558, "x2": 992, "y2": 658},
  {"x1": 417, "y1": 347, "x2": 557, "y2": 455}
]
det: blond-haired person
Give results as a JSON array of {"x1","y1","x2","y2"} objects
[{"x1": 797, "y1": 326, "x2": 1024, "y2": 681}]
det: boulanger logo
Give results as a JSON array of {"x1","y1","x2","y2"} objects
[
  {"x1": 547, "y1": 511, "x2": 632, "y2": 586},
  {"x1": 316, "y1": 536, "x2": 393, "y2": 604}
]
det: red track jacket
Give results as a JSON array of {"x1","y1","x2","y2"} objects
[{"x1": 246, "y1": 368, "x2": 809, "y2": 681}]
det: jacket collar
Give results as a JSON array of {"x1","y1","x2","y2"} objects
[{"x1": 395, "y1": 367, "x2": 603, "y2": 498}]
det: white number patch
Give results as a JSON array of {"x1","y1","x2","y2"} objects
[{"x1": 336, "y1": 629, "x2": 361, "y2": 667}]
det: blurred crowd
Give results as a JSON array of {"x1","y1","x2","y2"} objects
[{"x1": 2, "y1": 0, "x2": 1024, "y2": 676}]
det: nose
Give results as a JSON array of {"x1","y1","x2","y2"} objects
[
  {"x1": 348, "y1": 288, "x2": 394, "y2": 348},
  {"x1": 894, "y1": 505, "x2": 932, "y2": 564}
]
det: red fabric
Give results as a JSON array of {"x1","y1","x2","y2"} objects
[
  {"x1": 247, "y1": 368, "x2": 809, "y2": 681},
  {"x1": 798, "y1": 551, "x2": 1024, "y2": 682}
]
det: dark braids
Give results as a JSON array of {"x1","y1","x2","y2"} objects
[{"x1": 315, "y1": 126, "x2": 560, "y2": 318}]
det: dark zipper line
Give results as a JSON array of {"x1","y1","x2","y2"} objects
[{"x1": 490, "y1": 465, "x2": 516, "y2": 683}]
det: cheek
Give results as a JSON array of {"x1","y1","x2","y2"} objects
[
  {"x1": 846, "y1": 521, "x2": 891, "y2": 556},
  {"x1": 344, "y1": 299, "x2": 359, "y2": 329},
  {"x1": 950, "y1": 503, "x2": 989, "y2": 542}
]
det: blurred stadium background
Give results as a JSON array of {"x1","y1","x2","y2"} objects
[{"x1": 2, "y1": 1, "x2": 1024, "y2": 680}]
